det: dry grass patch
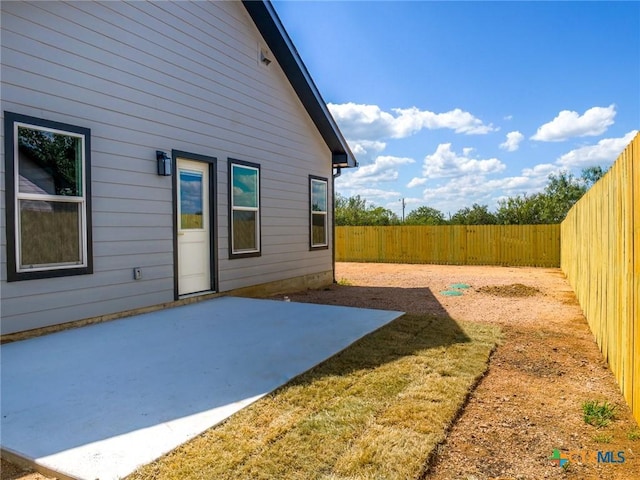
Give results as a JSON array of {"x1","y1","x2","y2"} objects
[
  {"x1": 128, "y1": 314, "x2": 500, "y2": 480},
  {"x1": 476, "y1": 283, "x2": 541, "y2": 297}
]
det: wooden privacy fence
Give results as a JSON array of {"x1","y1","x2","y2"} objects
[
  {"x1": 561, "y1": 132, "x2": 639, "y2": 425},
  {"x1": 336, "y1": 224, "x2": 560, "y2": 267}
]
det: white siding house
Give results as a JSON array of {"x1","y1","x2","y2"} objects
[{"x1": 0, "y1": 0, "x2": 356, "y2": 335}]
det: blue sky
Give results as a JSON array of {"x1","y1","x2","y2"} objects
[{"x1": 273, "y1": 1, "x2": 639, "y2": 217}]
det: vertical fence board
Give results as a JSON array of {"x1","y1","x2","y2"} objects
[
  {"x1": 336, "y1": 224, "x2": 560, "y2": 267},
  {"x1": 561, "y1": 132, "x2": 639, "y2": 425},
  {"x1": 632, "y1": 138, "x2": 639, "y2": 422}
]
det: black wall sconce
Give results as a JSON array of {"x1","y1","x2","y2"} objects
[{"x1": 156, "y1": 151, "x2": 171, "y2": 176}]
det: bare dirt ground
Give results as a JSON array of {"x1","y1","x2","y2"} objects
[
  {"x1": 289, "y1": 263, "x2": 639, "y2": 480},
  {"x1": 3, "y1": 263, "x2": 638, "y2": 480}
]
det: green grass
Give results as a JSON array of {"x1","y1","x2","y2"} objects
[
  {"x1": 582, "y1": 400, "x2": 617, "y2": 428},
  {"x1": 593, "y1": 433, "x2": 613, "y2": 443},
  {"x1": 128, "y1": 314, "x2": 500, "y2": 480},
  {"x1": 628, "y1": 428, "x2": 640, "y2": 441},
  {"x1": 336, "y1": 278, "x2": 352, "y2": 286}
]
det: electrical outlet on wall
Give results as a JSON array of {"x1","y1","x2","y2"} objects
[{"x1": 133, "y1": 267, "x2": 142, "y2": 280}]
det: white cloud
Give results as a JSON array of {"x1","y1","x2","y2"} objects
[
  {"x1": 410, "y1": 159, "x2": 561, "y2": 214},
  {"x1": 344, "y1": 188, "x2": 400, "y2": 197},
  {"x1": 556, "y1": 130, "x2": 638, "y2": 167},
  {"x1": 420, "y1": 143, "x2": 506, "y2": 179},
  {"x1": 407, "y1": 177, "x2": 427, "y2": 188},
  {"x1": 521, "y1": 163, "x2": 559, "y2": 178},
  {"x1": 336, "y1": 155, "x2": 415, "y2": 190},
  {"x1": 399, "y1": 143, "x2": 509, "y2": 211},
  {"x1": 335, "y1": 186, "x2": 403, "y2": 209},
  {"x1": 354, "y1": 188, "x2": 404, "y2": 200},
  {"x1": 349, "y1": 139, "x2": 387, "y2": 164},
  {"x1": 342, "y1": 157, "x2": 562, "y2": 216},
  {"x1": 486, "y1": 161, "x2": 561, "y2": 196},
  {"x1": 499, "y1": 131, "x2": 524, "y2": 151},
  {"x1": 393, "y1": 107, "x2": 497, "y2": 135},
  {"x1": 351, "y1": 155, "x2": 414, "y2": 178},
  {"x1": 418, "y1": 176, "x2": 498, "y2": 213},
  {"x1": 328, "y1": 102, "x2": 496, "y2": 141},
  {"x1": 531, "y1": 105, "x2": 616, "y2": 142}
]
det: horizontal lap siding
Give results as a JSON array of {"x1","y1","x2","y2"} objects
[{"x1": 1, "y1": 1, "x2": 332, "y2": 334}]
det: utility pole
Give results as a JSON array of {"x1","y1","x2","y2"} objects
[{"x1": 400, "y1": 198, "x2": 406, "y2": 222}]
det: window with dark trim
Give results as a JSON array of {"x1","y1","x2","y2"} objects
[
  {"x1": 309, "y1": 175, "x2": 328, "y2": 249},
  {"x1": 4, "y1": 112, "x2": 93, "y2": 281},
  {"x1": 228, "y1": 159, "x2": 261, "y2": 257}
]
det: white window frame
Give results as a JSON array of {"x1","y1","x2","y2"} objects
[
  {"x1": 4, "y1": 111, "x2": 92, "y2": 281},
  {"x1": 310, "y1": 176, "x2": 328, "y2": 249},
  {"x1": 229, "y1": 160, "x2": 261, "y2": 257}
]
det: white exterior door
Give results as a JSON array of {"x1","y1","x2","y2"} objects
[{"x1": 177, "y1": 158, "x2": 211, "y2": 295}]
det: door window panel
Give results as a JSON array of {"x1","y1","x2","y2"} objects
[{"x1": 180, "y1": 170, "x2": 204, "y2": 229}]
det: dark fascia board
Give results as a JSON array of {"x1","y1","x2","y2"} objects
[{"x1": 242, "y1": 0, "x2": 357, "y2": 169}]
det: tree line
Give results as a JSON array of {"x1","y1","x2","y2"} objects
[{"x1": 335, "y1": 167, "x2": 606, "y2": 226}]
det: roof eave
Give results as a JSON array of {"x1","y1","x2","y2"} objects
[{"x1": 242, "y1": 0, "x2": 357, "y2": 169}]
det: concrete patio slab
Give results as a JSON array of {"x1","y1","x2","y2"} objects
[{"x1": 0, "y1": 297, "x2": 403, "y2": 480}]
